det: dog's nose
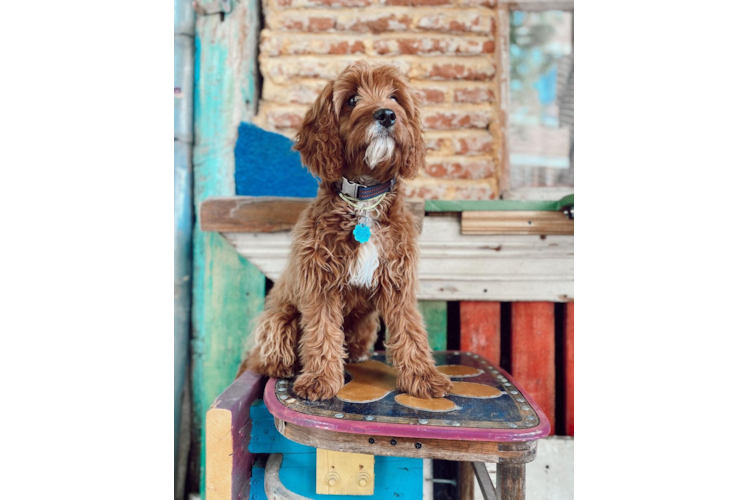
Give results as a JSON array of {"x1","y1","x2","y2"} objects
[{"x1": 373, "y1": 108, "x2": 396, "y2": 128}]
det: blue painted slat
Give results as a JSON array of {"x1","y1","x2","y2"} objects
[{"x1": 248, "y1": 401, "x2": 423, "y2": 500}]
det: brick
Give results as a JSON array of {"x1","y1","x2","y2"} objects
[
  {"x1": 454, "y1": 86, "x2": 496, "y2": 103},
  {"x1": 423, "y1": 157, "x2": 496, "y2": 179},
  {"x1": 412, "y1": 87, "x2": 447, "y2": 105},
  {"x1": 455, "y1": 132, "x2": 494, "y2": 155},
  {"x1": 373, "y1": 36, "x2": 494, "y2": 56},
  {"x1": 262, "y1": 79, "x2": 328, "y2": 105},
  {"x1": 261, "y1": 56, "x2": 413, "y2": 82},
  {"x1": 415, "y1": 12, "x2": 493, "y2": 34},
  {"x1": 401, "y1": 181, "x2": 449, "y2": 200},
  {"x1": 459, "y1": 0, "x2": 497, "y2": 6},
  {"x1": 264, "y1": 108, "x2": 305, "y2": 130},
  {"x1": 417, "y1": 61, "x2": 496, "y2": 81},
  {"x1": 454, "y1": 182, "x2": 496, "y2": 199},
  {"x1": 386, "y1": 0, "x2": 452, "y2": 5},
  {"x1": 337, "y1": 13, "x2": 413, "y2": 33},
  {"x1": 269, "y1": 0, "x2": 372, "y2": 6},
  {"x1": 424, "y1": 136, "x2": 451, "y2": 153},
  {"x1": 421, "y1": 107, "x2": 494, "y2": 129},
  {"x1": 261, "y1": 32, "x2": 366, "y2": 56}
]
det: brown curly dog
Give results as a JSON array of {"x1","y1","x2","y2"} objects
[{"x1": 237, "y1": 61, "x2": 452, "y2": 401}]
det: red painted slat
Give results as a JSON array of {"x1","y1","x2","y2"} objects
[
  {"x1": 511, "y1": 302, "x2": 555, "y2": 435},
  {"x1": 565, "y1": 302, "x2": 574, "y2": 436},
  {"x1": 459, "y1": 301, "x2": 501, "y2": 367}
]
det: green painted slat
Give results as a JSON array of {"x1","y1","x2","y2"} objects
[
  {"x1": 560, "y1": 194, "x2": 748, "y2": 210},
  {"x1": 418, "y1": 300, "x2": 447, "y2": 351},
  {"x1": 192, "y1": 3, "x2": 264, "y2": 497},
  {"x1": 574, "y1": 281, "x2": 748, "y2": 299},
  {"x1": 425, "y1": 199, "x2": 554, "y2": 212}
]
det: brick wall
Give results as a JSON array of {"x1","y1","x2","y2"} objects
[{"x1": 254, "y1": 0, "x2": 506, "y2": 200}]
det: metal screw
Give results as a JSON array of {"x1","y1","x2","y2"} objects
[
  {"x1": 335, "y1": 413, "x2": 344, "y2": 419},
  {"x1": 365, "y1": 416, "x2": 374, "y2": 421},
  {"x1": 510, "y1": 390, "x2": 519, "y2": 395},
  {"x1": 415, "y1": 442, "x2": 422, "y2": 449},
  {"x1": 418, "y1": 419, "x2": 428, "y2": 424},
  {"x1": 390, "y1": 439, "x2": 397, "y2": 446},
  {"x1": 516, "y1": 398, "x2": 525, "y2": 402},
  {"x1": 509, "y1": 423, "x2": 518, "y2": 428},
  {"x1": 521, "y1": 405, "x2": 530, "y2": 410},
  {"x1": 286, "y1": 398, "x2": 296, "y2": 404},
  {"x1": 368, "y1": 438, "x2": 375, "y2": 444},
  {"x1": 452, "y1": 422, "x2": 461, "y2": 426},
  {"x1": 280, "y1": 395, "x2": 288, "y2": 400}
]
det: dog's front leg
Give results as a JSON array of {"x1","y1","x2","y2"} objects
[
  {"x1": 293, "y1": 293, "x2": 346, "y2": 401},
  {"x1": 376, "y1": 284, "x2": 453, "y2": 399}
]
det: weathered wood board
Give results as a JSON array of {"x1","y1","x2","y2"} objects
[
  {"x1": 205, "y1": 371, "x2": 266, "y2": 500},
  {"x1": 460, "y1": 301, "x2": 501, "y2": 368},
  {"x1": 461, "y1": 211, "x2": 573, "y2": 236},
  {"x1": 565, "y1": 302, "x2": 574, "y2": 436},
  {"x1": 511, "y1": 302, "x2": 556, "y2": 435},
  {"x1": 220, "y1": 214, "x2": 573, "y2": 302},
  {"x1": 201, "y1": 197, "x2": 425, "y2": 234}
]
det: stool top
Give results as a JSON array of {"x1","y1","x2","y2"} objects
[{"x1": 264, "y1": 351, "x2": 550, "y2": 443}]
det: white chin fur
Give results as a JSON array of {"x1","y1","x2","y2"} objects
[{"x1": 364, "y1": 125, "x2": 395, "y2": 169}]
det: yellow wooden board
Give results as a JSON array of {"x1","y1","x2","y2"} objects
[{"x1": 316, "y1": 449, "x2": 375, "y2": 495}]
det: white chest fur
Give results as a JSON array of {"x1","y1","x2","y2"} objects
[{"x1": 349, "y1": 239, "x2": 380, "y2": 288}]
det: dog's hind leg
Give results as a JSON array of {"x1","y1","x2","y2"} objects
[
  {"x1": 238, "y1": 297, "x2": 300, "y2": 379},
  {"x1": 344, "y1": 309, "x2": 380, "y2": 363}
]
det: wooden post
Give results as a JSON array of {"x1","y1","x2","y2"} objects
[
  {"x1": 511, "y1": 302, "x2": 555, "y2": 434},
  {"x1": 459, "y1": 461, "x2": 476, "y2": 500},
  {"x1": 205, "y1": 371, "x2": 266, "y2": 500},
  {"x1": 460, "y1": 301, "x2": 501, "y2": 367},
  {"x1": 192, "y1": 0, "x2": 265, "y2": 495},
  {"x1": 565, "y1": 302, "x2": 574, "y2": 436},
  {"x1": 498, "y1": 463, "x2": 526, "y2": 500}
]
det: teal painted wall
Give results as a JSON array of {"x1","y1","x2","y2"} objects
[{"x1": 191, "y1": 1, "x2": 264, "y2": 496}]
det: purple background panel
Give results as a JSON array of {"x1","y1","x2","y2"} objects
[{"x1": 575, "y1": 300, "x2": 748, "y2": 500}]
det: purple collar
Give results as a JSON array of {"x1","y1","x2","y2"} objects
[{"x1": 339, "y1": 177, "x2": 396, "y2": 201}]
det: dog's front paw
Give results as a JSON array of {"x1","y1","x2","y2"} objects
[
  {"x1": 398, "y1": 365, "x2": 453, "y2": 399},
  {"x1": 293, "y1": 371, "x2": 344, "y2": 401}
]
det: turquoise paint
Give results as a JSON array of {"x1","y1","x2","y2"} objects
[
  {"x1": 424, "y1": 194, "x2": 573, "y2": 213},
  {"x1": 191, "y1": 3, "x2": 265, "y2": 496},
  {"x1": 249, "y1": 402, "x2": 423, "y2": 500}
]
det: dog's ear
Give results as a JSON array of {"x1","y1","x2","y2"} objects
[
  {"x1": 294, "y1": 81, "x2": 344, "y2": 182},
  {"x1": 400, "y1": 88, "x2": 425, "y2": 180}
]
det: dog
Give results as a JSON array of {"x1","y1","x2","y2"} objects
[{"x1": 237, "y1": 61, "x2": 453, "y2": 401}]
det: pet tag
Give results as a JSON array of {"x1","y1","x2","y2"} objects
[{"x1": 353, "y1": 224, "x2": 371, "y2": 243}]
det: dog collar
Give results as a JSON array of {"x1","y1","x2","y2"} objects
[{"x1": 339, "y1": 177, "x2": 396, "y2": 201}]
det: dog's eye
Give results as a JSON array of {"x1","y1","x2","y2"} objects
[
  {"x1": 390, "y1": 95, "x2": 398, "y2": 103},
  {"x1": 347, "y1": 96, "x2": 358, "y2": 108}
]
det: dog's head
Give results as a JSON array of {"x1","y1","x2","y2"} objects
[{"x1": 294, "y1": 61, "x2": 425, "y2": 183}]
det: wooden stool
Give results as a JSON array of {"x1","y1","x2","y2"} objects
[{"x1": 206, "y1": 351, "x2": 550, "y2": 500}]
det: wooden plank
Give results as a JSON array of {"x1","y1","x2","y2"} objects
[
  {"x1": 574, "y1": 281, "x2": 748, "y2": 299},
  {"x1": 200, "y1": 197, "x2": 425, "y2": 234},
  {"x1": 503, "y1": 0, "x2": 574, "y2": 12},
  {"x1": 424, "y1": 195, "x2": 573, "y2": 213},
  {"x1": 461, "y1": 211, "x2": 573, "y2": 236},
  {"x1": 511, "y1": 302, "x2": 555, "y2": 435},
  {"x1": 277, "y1": 420, "x2": 538, "y2": 464},
  {"x1": 574, "y1": 220, "x2": 748, "y2": 281},
  {"x1": 419, "y1": 301, "x2": 447, "y2": 350},
  {"x1": 564, "y1": 302, "x2": 574, "y2": 436},
  {"x1": 496, "y1": 1, "x2": 510, "y2": 194},
  {"x1": 460, "y1": 301, "x2": 501, "y2": 368},
  {"x1": 206, "y1": 371, "x2": 266, "y2": 500},
  {"x1": 316, "y1": 450, "x2": 374, "y2": 495},
  {"x1": 222, "y1": 214, "x2": 574, "y2": 302},
  {"x1": 192, "y1": 0, "x2": 265, "y2": 496}
]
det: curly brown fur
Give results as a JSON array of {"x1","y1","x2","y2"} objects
[{"x1": 238, "y1": 61, "x2": 451, "y2": 401}]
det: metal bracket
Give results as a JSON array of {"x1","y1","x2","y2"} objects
[
  {"x1": 192, "y1": 0, "x2": 231, "y2": 15},
  {"x1": 562, "y1": 204, "x2": 574, "y2": 220}
]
